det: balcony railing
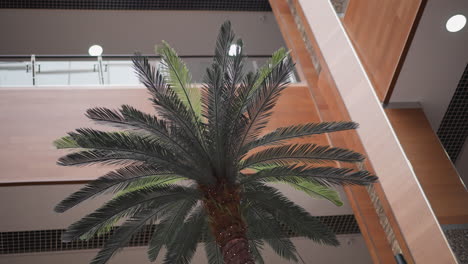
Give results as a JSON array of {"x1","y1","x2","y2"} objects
[{"x1": 0, "y1": 55, "x2": 299, "y2": 87}]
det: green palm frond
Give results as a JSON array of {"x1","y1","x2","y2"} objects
[
  {"x1": 164, "y1": 207, "x2": 206, "y2": 264},
  {"x1": 54, "y1": 135, "x2": 80, "y2": 149},
  {"x1": 132, "y1": 55, "x2": 211, "y2": 170},
  {"x1": 200, "y1": 21, "x2": 239, "y2": 179},
  {"x1": 281, "y1": 178, "x2": 343, "y2": 206},
  {"x1": 241, "y1": 165, "x2": 376, "y2": 187},
  {"x1": 57, "y1": 128, "x2": 208, "y2": 181},
  {"x1": 245, "y1": 205, "x2": 299, "y2": 262},
  {"x1": 205, "y1": 242, "x2": 223, "y2": 264},
  {"x1": 263, "y1": 176, "x2": 343, "y2": 206},
  {"x1": 251, "y1": 47, "x2": 289, "y2": 95},
  {"x1": 147, "y1": 198, "x2": 199, "y2": 261},
  {"x1": 132, "y1": 54, "x2": 168, "y2": 94},
  {"x1": 62, "y1": 185, "x2": 199, "y2": 242},
  {"x1": 241, "y1": 121, "x2": 359, "y2": 154},
  {"x1": 85, "y1": 106, "x2": 196, "y2": 159},
  {"x1": 57, "y1": 149, "x2": 151, "y2": 167},
  {"x1": 89, "y1": 208, "x2": 159, "y2": 264},
  {"x1": 237, "y1": 54, "x2": 294, "y2": 151},
  {"x1": 157, "y1": 41, "x2": 201, "y2": 118},
  {"x1": 243, "y1": 184, "x2": 339, "y2": 246},
  {"x1": 55, "y1": 165, "x2": 182, "y2": 213},
  {"x1": 248, "y1": 239, "x2": 265, "y2": 264},
  {"x1": 62, "y1": 128, "x2": 174, "y2": 161},
  {"x1": 241, "y1": 144, "x2": 365, "y2": 169}
]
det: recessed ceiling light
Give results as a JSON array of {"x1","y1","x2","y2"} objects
[
  {"x1": 88, "y1": 45, "x2": 103, "y2": 56},
  {"x1": 228, "y1": 44, "x2": 241, "y2": 56},
  {"x1": 446, "y1": 14, "x2": 466, "y2": 32}
]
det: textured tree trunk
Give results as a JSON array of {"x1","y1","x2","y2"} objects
[{"x1": 201, "y1": 182, "x2": 255, "y2": 264}]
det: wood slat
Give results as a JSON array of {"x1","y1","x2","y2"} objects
[
  {"x1": 386, "y1": 108, "x2": 468, "y2": 225},
  {"x1": 343, "y1": 0, "x2": 423, "y2": 102}
]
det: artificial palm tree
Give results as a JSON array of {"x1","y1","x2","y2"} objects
[{"x1": 54, "y1": 21, "x2": 377, "y2": 264}]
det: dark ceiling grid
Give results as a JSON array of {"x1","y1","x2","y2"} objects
[
  {"x1": 437, "y1": 63, "x2": 468, "y2": 162},
  {"x1": 0, "y1": 0, "x2": 272, "y2": 11},
  {"x1": 0, "y1": 214, "x2": 360, "y2": 254}
]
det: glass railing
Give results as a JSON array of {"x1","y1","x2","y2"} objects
[{"x1": 0, "y1": 55, "x2": 300, "y2": 87}]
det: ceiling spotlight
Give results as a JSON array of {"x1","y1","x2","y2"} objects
[
  {"x1": 228, "y1": 44, "x2": 241, "y2": 56},
  {"x1": 446, "y1": 14, "x2": 466, "y2": 32},
  {"x1": 88, "y1": 45, "x2": 103, "y2": 56}
]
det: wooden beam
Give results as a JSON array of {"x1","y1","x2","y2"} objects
[{"x1": 269, "y1": 0, "x2": 396, "y2": 263}]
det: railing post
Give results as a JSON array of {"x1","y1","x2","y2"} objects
[
  {"x1": 31, "y1": 55, "x2": 36, "y2": 86},
  {"x1": 97, "y1": 55, "x2": 104, "y2": 85}
]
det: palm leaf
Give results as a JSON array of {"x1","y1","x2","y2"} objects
[
  {"x1": 157, "y1": 41, "x2": 201, "y2": 118},
  {"x1": 200, "y1": 21, "x2": 237, "y2": 177},
  {"x1": 57, "y1": 128, "x2": 207, "y2": 181},
  {"x1": 248, "y1": 239, "x2": 265, "y2": 264},
  {"x1": 54, "y1": 136, "x2": 80, "y2": 149},
  {"x1": 132, "y1": 55, "x2": 211, "y2": 170},
  {"x1": 147, "y1": 197, "x2": 199, "y2": 261},
  {"x1": 241, "y1": 121, "x2": 358, "y2": 154},
  {"x1": 243, "y1": 183, "x2": 339, "y2": 246},
  {"x1": 57, "y1": 149, "x2": 152, "y2": 167},
  {"x1": 236, "y1": 54, "x2": 295, "y2": 154},
  {"x1": 205, "y1": 241, "x2": 224, "y2": 264},
  {"x1": 132, "y1": 54, "x2": 167, "y2": 94},
  {"x1": 62, "y1": 185, "x2": 198, "y2": 242},
  {"x1": 245, "y1": 205, "x2": 298, "y2": 262},
  {"x1": 241, "y1": 144, "x2": 365, "y2": 169},
  {"x1": 89, "y1": 208, "x2": 159, "y2": 264},
  {"x1": 163, "y1": 207, "x2": 206, "y2": 264},
  {"x1": 268, "y1": 177, "x2": 343, "y2": 206},
  {"x1": 241, "y1": 165, "x2": 376, "y2": 187},
  {"x1": 251, "y1": 48, "x2": 289, "y2": 95},
  {"x1": 85, "y1": 106, "x2": 197, "y2": 160},
  {"x1": 55, "y1": 165, "x2": 182, "y2": 213}
]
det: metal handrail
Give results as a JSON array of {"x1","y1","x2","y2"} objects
[{"x1": 0, "y1": 54, "x2": 299, "y2": 86}]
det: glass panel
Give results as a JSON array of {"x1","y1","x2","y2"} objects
[
  {"x1": 0, "y1": 56, "x2": 300, "y2": 87},
  {"x1": 0, "y1": 61, "x2": 32, "y2": 86},
  {"x1": 35, "y1": 61, "x2": 70, "y2": 86},
  {"x1": 105, "y1": 60, "x2": 139, "y2": 85},
  {"x1": 69, "y1": 61, "x2": 100, "y2": 85}
]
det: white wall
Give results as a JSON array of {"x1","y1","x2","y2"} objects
[
  {"x1": 390, "y1": 0, "x2": 468, "y2": 131},
  {"x1": 0, "y1": 10, "x2": 284, "y2": 56},
  {"x1": 0, "y1": 236, "x2": 372, "y2": 264}
]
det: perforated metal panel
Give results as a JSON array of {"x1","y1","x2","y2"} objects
[
  {"x1": 437, "y1": 64, "x2": 468, "y2": 162},
  {"x1": 0, "y1": 214, "x2": 360, "y2": 254},
  {"x1": 0, "y1": 0, "x2": 271, "y2": 11}
]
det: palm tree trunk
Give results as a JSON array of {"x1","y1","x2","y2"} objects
[{"x1": 201, "y1": 183, "x2": 255, "y2": 264}]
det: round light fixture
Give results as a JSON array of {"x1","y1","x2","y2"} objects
[
  {"x1": 88, "y1": 45, "x2": 103, "y2": 56},
  {"x1": 228, "y1": 44, "x2": 241, "y2": 56},
  {"x1": 446, "y1": 14, "x2": 466, "y2": 32}
]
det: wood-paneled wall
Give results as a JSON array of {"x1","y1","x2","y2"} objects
[
  {"x1": 0, "y1": 85, "x2": 323, "y2": 184},
  {"x1": 343, "y1": 0, "x2": 423, "y2": 102},
  {"x1": 386, "y1": 108, "x2": 468, "y2": 225}
]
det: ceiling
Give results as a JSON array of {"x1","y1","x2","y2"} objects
[
  {"x1": 389, "y1": 0, "x2": 468, "y2": 182},
  {"x1": 0, "y1": 10, "x2": 284, "y2": 56}
]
